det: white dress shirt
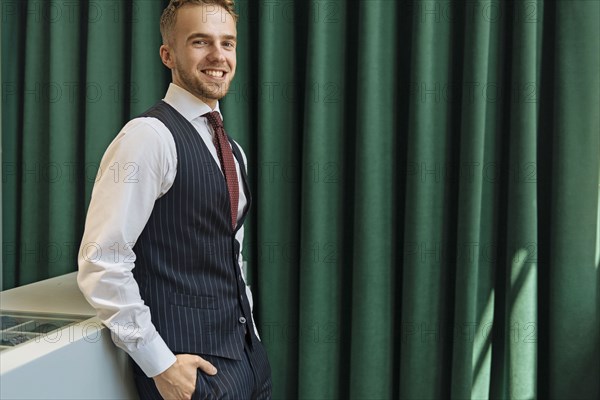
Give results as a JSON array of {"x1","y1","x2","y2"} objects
[{"x1": 77, "y1": 83, "x2": 255, "y2": 378}]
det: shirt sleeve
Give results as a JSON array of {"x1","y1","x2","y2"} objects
[{"x1": 77, "y1": 117, "x2": 177, "y2": 377}]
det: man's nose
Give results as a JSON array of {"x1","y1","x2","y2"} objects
[{"x1": 207, "y1": 45, "x2": 226, "y2": 62}]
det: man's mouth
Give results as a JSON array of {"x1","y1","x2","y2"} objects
[{"x1": 203, "y1": 69, "x2": 226, "y2": 78}]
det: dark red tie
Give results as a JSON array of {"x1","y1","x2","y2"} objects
[{"x1": 203, "y1": 111, "x2": 239, "y2": 229}]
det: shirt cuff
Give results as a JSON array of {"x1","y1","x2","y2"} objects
[{"x1": 127, "y1": 334, "x2": 177, "y2": 378}]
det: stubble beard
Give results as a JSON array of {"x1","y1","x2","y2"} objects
[{"x1": 177, "y1": 65, "x2": 231, "y2": 103}]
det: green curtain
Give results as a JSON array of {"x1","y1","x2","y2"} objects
[{"x1": 2, "y1": 1, "x2": 598, "y2": 399}]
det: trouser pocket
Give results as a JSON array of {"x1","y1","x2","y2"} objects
[{"x1": 192, "y1": 369, "x2": 217, "y2": 400}]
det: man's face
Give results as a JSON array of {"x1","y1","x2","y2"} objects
[{"x1": 161, "y1": 4, "x2": 237, "y2": 108}]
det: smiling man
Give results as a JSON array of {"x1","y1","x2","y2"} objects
[{"x1": 77, "y1": 1, "x2": 272, "y2": 399}]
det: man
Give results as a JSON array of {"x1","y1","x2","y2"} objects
[{"x1": 77, "y1": 1, "x2": 272, "y2": 399}]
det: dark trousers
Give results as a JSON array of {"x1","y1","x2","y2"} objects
[{"x1": 132, "y1": 338, "x2": 272, "y2": 400}]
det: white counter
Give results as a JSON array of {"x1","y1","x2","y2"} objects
[
  {"x1": 0, "y1": 271, "x2": 95, "y2": 316},
  {"x1": 0, "y1": 272, "x2": 138, "y2": 399}
]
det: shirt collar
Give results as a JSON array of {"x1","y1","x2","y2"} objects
[{"x1": 163, "y1": 83, "x2": 222, "y2": 122}]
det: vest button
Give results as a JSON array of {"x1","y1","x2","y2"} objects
[{"x1": 238, "y1": 317, "x2": 247, "y2": 324}]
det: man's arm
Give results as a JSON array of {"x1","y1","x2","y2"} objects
[{"x1": 77, "y1": 118, "x2": 178, "y2": 377}]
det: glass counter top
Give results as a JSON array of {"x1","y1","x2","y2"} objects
[{"x1": 0, "y1": 311, "x2": 87, "y2": 352}]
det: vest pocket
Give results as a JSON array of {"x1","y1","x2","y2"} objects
[{"x1": 171, "y1": 293, "x2": 217, "y2": 309}]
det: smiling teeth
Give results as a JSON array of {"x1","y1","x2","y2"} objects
[{"x1": 205, "y1": 70, "x2": 224, "y2": 77}]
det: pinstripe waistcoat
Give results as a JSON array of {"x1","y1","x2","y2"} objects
[{"x1": 132, "y1": 101, "x2": 255, "y2": 360}]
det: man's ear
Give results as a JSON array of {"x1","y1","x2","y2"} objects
[{"x1": 160, "y1": 44, "x2": 175, "y2": 69}]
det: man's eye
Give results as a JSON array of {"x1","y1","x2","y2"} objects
[{"x1": 193, "y1": 40, "x2": 207, "y2": 45}]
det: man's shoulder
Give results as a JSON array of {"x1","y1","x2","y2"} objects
[
  {"x1": 112, "y1": 113, "x2": 174, "y2": 152},
  {"x1": 121, "y1": 116, "x2": 165, "y2": 137},
  {"x1": 135, "y1": 100, "x2": 193, "y2": 124}
]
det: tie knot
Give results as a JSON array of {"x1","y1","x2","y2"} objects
[{"x1": 203, "y1": 111, "x2": 224, "y2": 131}]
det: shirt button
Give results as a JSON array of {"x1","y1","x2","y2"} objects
[{"x1": 239, "y1": 317, "x2": 247, "y2": 324}]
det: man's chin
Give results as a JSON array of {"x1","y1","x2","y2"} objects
[{"x1": 195, "y1": 85, "x2": 229, "y2": 102}]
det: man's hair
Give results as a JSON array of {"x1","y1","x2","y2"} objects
[{"x1": 160, "y1": 0, "x2": 238, "y2": 45}]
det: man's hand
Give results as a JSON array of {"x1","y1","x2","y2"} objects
[{"x1": 153, "y1": 354, "x2": 217, "y2": 400}]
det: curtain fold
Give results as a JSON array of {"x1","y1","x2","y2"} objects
[
  {"x1": 400, "y1": 2, "x2": 457, "y2": 397},
  {"x1": 348, "y1": 1, "x2": 398, "y2": 399},
  {"x1": 296, "y1": 1, "x2": 346, "y2": 399},
  {"x1": 546, "y1": 3, "x2": 600, "y2": 399},
  {"x1": 450, "y1": 1, "x2": 494, "y2": 398},
  {"x1": 254, "y1": 2, "x2": 301, "y2": 398},
  {"x1": 2, "y1": 1, "x2": 598, "y2": 399},
  {"x1": 503, "y1": 1, "x2": 541, "y2": 398}
]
